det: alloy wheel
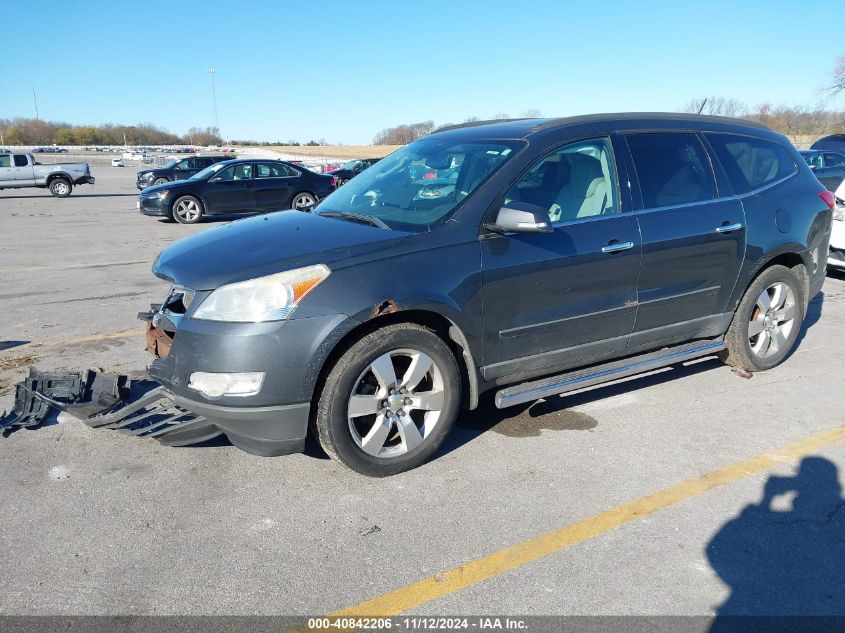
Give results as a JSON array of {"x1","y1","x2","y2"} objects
[
  {"x1": 347, "y1": 348, "x2": 445, "y2": 458},
  {"x1": 175, "y1": 199, "x2": 200, "y2": 222},
  {"x1": 748, "y1": 281, "x2": 797, "y2": 359},
  {"x1": 292, "y1": 193, "x2": 316, "y2": 210}
]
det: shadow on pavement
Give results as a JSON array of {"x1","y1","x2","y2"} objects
[
  {"x1": 436, "y1": 356, "x2": 723, "y2": 459},
  {"x1": 707, "y1": 456, "x2": 845, "y2": 631}
]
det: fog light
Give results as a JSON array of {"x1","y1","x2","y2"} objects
[{"x1": 188, "y1": 372, "x2": 264, "y2": 398}]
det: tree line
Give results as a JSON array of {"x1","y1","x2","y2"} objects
[
  {"x1": 681, "y1": 98, "x2": 845, "y2": 138},
  {"x1": 0, "y1": 118, "x2": 223, "y2": 146},
  {"x1": 373, "y1": 110, "x2": 544, "y2": 145}
]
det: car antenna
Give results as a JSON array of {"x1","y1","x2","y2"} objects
[{"x1": 697, "y1": 98, "x2": 708, "y2": 115}]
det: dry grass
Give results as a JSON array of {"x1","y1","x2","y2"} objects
[{"x1": 234, "y1": 145, "x2": 402, "y2": 159}]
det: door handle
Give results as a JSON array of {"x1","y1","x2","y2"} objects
[
  {"x1": 715, "y1": 222, "x2": 743, "y2": 234},
  {"x1": 601, "y1": 241, "x2": 634, "y2": 254}
]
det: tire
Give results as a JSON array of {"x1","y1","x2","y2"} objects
[
  {"x1": 171, "y1": 195, "x2": 204, "y2": 224},
  {"x1": 49, "y1": 178, "x2": 72, "y2": 198},
  {"x1": 719, "y1": 264, "x2": 805, "y2": 371},
  {"x1": 336, "y1": 177, "x2": 348, "y2": 187},
  {"x1": 291, "y1": 191, "x2": 317, "y2": 211},
  {"x1": 153, "y1": 177, "x2": 169, "y2": 186},
  {"x1": 315, "y1": 323, "x2": 461, "y2": 476}
]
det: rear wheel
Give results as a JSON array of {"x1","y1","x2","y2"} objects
[
  {"x1": 315, "y1": 323, "x2": 460, "y2": 476},
  {"x1": 720, "y1": 264, "x2": 805, "y2": 371},
  {"x1": 291, "y1": 191, "x2": 317, "y2": 211},
  {"x1": 172, "y1": 195, "x2": 204, "y2": 224},
  {"x1": 49, "y1": 178, "x2": 72, "y2": 198}
]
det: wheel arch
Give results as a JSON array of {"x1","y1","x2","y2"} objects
[
  {"x1": 46, "y1": 172, "x2": 72, "y2": 185},
  {"x1": 731, "y1": 249, "x2": 809, "y2": 313},
  {"x1": 309, "y1": 308, "x2": 480, "y2": 413}
]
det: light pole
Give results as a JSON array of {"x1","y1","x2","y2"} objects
[{"x1": 208, "y1": 68, "x2": 219, "y2": 139}]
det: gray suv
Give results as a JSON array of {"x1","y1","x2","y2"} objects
[{"x1": 140, "y1": 114, "x2": 833, "y2": 476}]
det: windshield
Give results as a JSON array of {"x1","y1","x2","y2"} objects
[
  {"x1": 190, "y1": 162, "x2": 229, "y2": 180},
  {"x1": 315, "y1": 139, "x2": 517, "y2": 231}
]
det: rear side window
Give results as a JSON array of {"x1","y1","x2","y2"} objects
[
  {"x1": 256, "y1": 162, "x2": 292, "y2": 178},
  {"x1": 705, "y1": 133, "x2": 797, "y2": 194},
  {"x1": 824, "y1": 153, "x2": 845, "y2": 167},
  {"x1": 626, "y1": 133, "x2": 716, "y2": 208},
  {"x1": 13, "y1": 155, "x2": 28, "y2": 167}
]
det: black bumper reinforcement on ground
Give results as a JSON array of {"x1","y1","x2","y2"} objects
[{"x1": 0, "y1": 369, "x2": 219, "y2": 446}]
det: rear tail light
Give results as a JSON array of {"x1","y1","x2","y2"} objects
[
  {"x1": 329, "y1": 175, "x2": 338, "y2": 188},
  {"x1": 820, "y1": 190, "x2": 835, "y2": 211},
  {"x1": 423, "y1": 171, "x2": 436, "y2": 179}
]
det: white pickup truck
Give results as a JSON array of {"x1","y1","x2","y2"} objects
[{"x1": 0, "y1": 152, "x2": 95, "y2": 197}]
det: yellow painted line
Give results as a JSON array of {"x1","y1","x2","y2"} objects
[
  {"x1": 327, "y1": 425, "x2": 845, "y2": 620},
  {"x1": 9, "y1": 328, "x2": 146, "y2": 352}
]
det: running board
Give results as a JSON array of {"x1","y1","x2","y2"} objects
[{"x1": 494, "y1": 340, "x2": 725, "y2": 409}]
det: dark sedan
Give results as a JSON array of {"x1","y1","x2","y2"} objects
[
  {"x1": 799, "y1": 149, "x2": 845, "y2": 191},
  {"x1": 327, "y1": 158, "x2": 381, "y2": 185},
  {"x1": 138, "y1": 159, "x2": 336, "y2": 224}
]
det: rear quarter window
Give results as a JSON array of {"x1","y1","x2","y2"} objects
[{"x1": 705, "y1": 133, "x2": 797, "y2": 195}]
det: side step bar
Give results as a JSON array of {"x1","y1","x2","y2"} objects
[{"x1": 494, "y1": 340, "x2": 725, "y2": 409}]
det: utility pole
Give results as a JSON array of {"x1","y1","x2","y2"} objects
[
  {"x1": 208, "y1": 68, "x2": 220, "y2": 140},
  {"x1": 32, "y1": 85, "x2": 40, "y2": 120}
]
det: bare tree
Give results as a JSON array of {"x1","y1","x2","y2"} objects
[
  {"x1": 831, "y1": 55, "x2": 845, "y2": 96},
  {"x1": 682, "y1": 97, "x2": 747, "y2": 117},
  {"x1": 373, "y1": 121, "x2": 435, "y2": 145},
  {"x1": 492, "y1": 112, "x2": 510, "y2": 120},
  {"x1": 521, "y1": 108, "x2": 543, "y2": 118}
]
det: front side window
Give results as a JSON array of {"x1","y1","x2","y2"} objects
[
  {"x1": 175, "y1": 159, "x2": 192, "y2": 170},
  {"x1": 626, "y1": 133, "x2": 716, "y2": 208},
  {"x1": 706, "y1": 133, "x2": 797, "y2": 195},
  {"x1": 315, "y1": 139, "x2": 517, "y2": 231},
  {"x1": 504, "y1": 137, "x2": 619, "y2": 223},
  {"x1": 214, "y1": 164, "x2": 252, "y2": 181},
  {"x1": 13, "y1": 155, "x2": 28, "y2": 167},
  {"x1": 0, "y1": 155, "x2": 11, "y2": 168}
]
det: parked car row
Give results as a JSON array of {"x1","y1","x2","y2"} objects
[{"x1": 137, "y1": 158, "x2": 336, "y2": 223}]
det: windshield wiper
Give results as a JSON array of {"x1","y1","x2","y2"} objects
[{"x1": 318, "y1": 211, "x2": 390, "y2": 230}]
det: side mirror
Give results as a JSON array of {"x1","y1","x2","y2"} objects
[
  {"x1": 485, "y1": 202, "x2": 552, "y2": 234},
  {"x1": 210, "y1": 176, "x2": 223, "y2": 183}
]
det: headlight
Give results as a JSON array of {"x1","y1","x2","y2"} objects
[
  {"x1": 192, "y1": 264, "x2": 330, "y2": 322},
  {"x1": 149, "y1": 189, "x2": 170, "y2": 199}
]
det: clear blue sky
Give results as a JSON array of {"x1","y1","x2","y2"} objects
[{"x1": 1, "y1": 0, "x2": 841, "y2": 144}]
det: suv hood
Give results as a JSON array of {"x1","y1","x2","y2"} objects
[{"x1": 153, "y1": 211, "x2": 410, "y2": 290}]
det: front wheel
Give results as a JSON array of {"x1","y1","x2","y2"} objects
[
  {"x1": 153, "y1": 177, "x2": 169, "y2": 186},
  {"x1": 49, "y1": 178, "x2": 72, "y2": 198},
  {"x1": 315, "y1": 323, "x2": 461, "y2": 476},
  {"x1": 172, "y1": 195, "x2": 204, "y2": 224},
  {"x1": 291, "y1": 192, "x2": 317, "y2": 211},
  {"x1": 720, "y1": 264, "x2": 805, "y2": 371}
]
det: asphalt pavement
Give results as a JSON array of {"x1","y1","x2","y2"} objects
[{"x1": 1, "y1": 168, "x2": 844, "y2": 622}]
